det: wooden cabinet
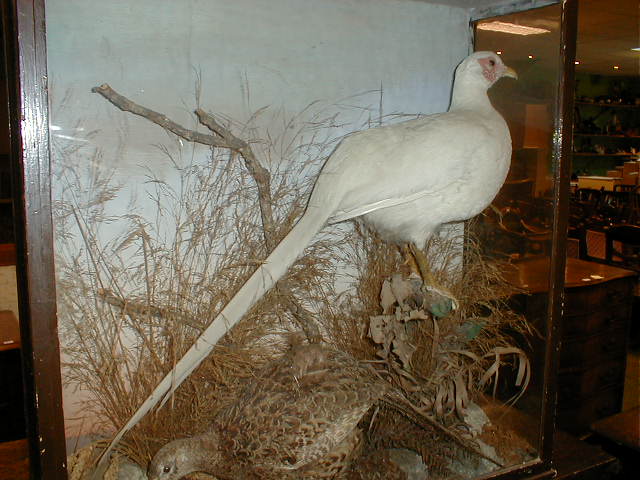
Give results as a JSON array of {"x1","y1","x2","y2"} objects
[
  {"x1": 506, "y1": 257, "x2": 637, "y2": 435},
  {"x1": 0, "y1": 310, "x2": 24, "y2": 442}
]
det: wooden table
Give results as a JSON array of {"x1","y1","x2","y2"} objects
[
  {"x1": 503, "y1": 256, "x2": 637, "y2": 293},
  {"x1": 591, "y1": 407, "x2": 640, "y2": 452}
]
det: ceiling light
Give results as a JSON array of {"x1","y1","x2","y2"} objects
[
  {"x1": 614, "y1": 65, "x2": 620, "y2": 70},
  {"x1": 528, "y1": 55, "x2": 534, "y2": 59},
  {"x1": 496, "y1": 51, "x2": 503, "y2": 55},
  {"x1": 575, "y1": 61, "x2": 580, "y2": 65},
  {"x1": 477, "y1": 21, "x2": 551, "y2": 36},
  {"x1": 632, "y1": 47, "x2": 640, "y2": 52}
]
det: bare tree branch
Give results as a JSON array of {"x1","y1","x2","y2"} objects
[
  {"x1": 92, "y1": 84, "x2": 225, "y2": 147},
  {"x1": 92, "y1": 84, "x2": 276, "y2": 249},
  {"x1": 194, "y1": 107, "x2": 275, "y2": 243},
  {"x1": 92, "y1": 83, "x2": 320, "y2": 341}
]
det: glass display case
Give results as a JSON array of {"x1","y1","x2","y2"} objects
[{"x1": 4, "y1": 0, "x2": 578, "y2": 478}]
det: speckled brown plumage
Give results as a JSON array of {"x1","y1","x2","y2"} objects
[
  {"x1": 364, "y1": 406, "x2": 456, "y2": 478},
  {"x1": 148, "y1": 344, "x2": 391, "y2": 480}
]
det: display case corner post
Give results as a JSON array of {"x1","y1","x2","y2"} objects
[
  {"x1": 541, "y1": 0, "x2": 578, "y2": 466},
  {"x1": 2, "y1": 0, "x2": 68, "y2": 478}
]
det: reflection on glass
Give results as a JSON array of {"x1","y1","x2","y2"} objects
[
  {"x1": 473, "y1": 1, "x2": 562, "y2": 470},
  {"x1": 46, "y1": 1, "x2": 566, "y2": 478},
  {"x1": 0, "y1": 24, "x2": 25, "y2": 445}
]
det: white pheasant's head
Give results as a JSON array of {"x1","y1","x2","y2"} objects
[
  {"x1": 147, "y1": 435, "x2": 222, "y2": 480},
  {"x1": 456, "y1": 51, "x2": 517, "y2": 87}
]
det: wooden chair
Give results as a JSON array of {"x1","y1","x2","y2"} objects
[{"x1": 605, "y1": 224, "x2": 640, "y2": 271}]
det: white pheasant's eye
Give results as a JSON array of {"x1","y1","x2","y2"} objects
[
  {"x1": 489, "y1": 59, "x2": 496, "y2": 67},
  {"x1": 163, "y1": 465, "x2": 171, "y2": 473}
]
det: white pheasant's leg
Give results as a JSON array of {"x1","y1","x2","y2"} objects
[
  {"x1": 408, "y1": 243, "x2": 459, "y2": 316},
  {"x1": 489, "y1": 203, "x2": 504, "y2": 226}
]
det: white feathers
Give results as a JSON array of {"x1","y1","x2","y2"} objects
[{"x1": 94, "y1": 51, "x2": 514, "y2": 472}]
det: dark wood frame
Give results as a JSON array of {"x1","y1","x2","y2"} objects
[
  {"x1": 2, "y1": 0, "x2": 67, "y2": 478},
  {"x1": 472, "y1": 0, "x2": 577, "y2": 478},
  {"x1": 0, "y1": 0, "x2": 576, "y2": 479},
  {"x1": 544, "y1": 0, "x2": 578, "y2": 471}
]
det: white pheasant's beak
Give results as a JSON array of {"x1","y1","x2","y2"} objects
[{"x1": 502, "y1": 66, "x2": 518, "y2": 79}]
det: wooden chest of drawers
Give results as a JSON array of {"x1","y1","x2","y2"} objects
[{"x1": 506, "y1": 257, "x2": 637, "y2": 435}]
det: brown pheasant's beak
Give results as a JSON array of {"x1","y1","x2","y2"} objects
[{"x1": 502, "y1": 66, "x2": 518, "y2": 79}]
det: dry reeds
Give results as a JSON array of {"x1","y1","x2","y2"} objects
[
  {"x1": 333, "y1": 224, "x2": 532, "y2": 424},
  {"x1": 55, "y1": 90, "x2": 399, "y2": 464},
  {"x1": 55, "y1": 88, "x2": 533, "y2": 477}
]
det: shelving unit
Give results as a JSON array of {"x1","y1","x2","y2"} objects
[{"x1": 572, "y1": 75, "x2": 640, "y2": 177}]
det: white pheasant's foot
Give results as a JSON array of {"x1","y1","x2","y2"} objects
[{"x1": 408, "y1": 243, "x2": 459, "y2": 318}]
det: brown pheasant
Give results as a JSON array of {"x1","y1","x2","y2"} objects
[{"x1": 147, "y1": 343, "x2": 391, "y2": 479}]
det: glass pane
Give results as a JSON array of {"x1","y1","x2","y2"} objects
[
  {"x1": 0, "y1": 21, "x2": 24, "y2": 445},
  {"x1": 474, "y1": 0, "x2": 562, "y2": 470},
  {"x1": 46, "y1": 1, "x2": 564, "y2": 479}
]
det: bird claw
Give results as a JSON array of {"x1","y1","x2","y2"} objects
[{"x1": 423, "y1": 285, "x2": 459, "y2": 318}]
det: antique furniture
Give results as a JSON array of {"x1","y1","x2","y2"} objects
[
  {"x1": 605, "y1": 224, "x2": 640, "y2": 270},
  {"x1": 506, "y1": 257, "x2": 637, "y2": 435},
  {"x1": 0, "y1": 310, "x2": 25, "y2": 442}
]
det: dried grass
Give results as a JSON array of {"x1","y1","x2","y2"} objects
[
  {"x1": 56, "y1": 93, "x2": 399, "y2": 462},
  {"x1": 337, "y1": 223, "x2": 532, "y2": 423},
  {"x1": 55, "y1": 90, "x2": 533, "y2": 477}
]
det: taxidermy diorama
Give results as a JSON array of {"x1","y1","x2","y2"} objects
[{"x1": 59, "y1": 51, "x2": 537, "y2": 479}]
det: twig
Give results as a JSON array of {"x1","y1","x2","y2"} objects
[
  {"x1": 194, "y1": 108, "x2": 275, "y2": 243},
  {"x1": 92, "y1": 84, "x2": 225, "y2": 147},
  {"x1": 92, "y1": 84, "x2": 275, "y2": 241},
  {"x1": 92, "y1": 83, "x2": 320, "y2": 341}
]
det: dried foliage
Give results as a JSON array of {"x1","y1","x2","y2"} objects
[
  {"x1": 314, "y1": 223, "x2": 535, "y2": 476},
  {"x1": 55, "y1": 92, "x2": 402, "y2": 460},
  {"x1": 380, "y1": 232, "x2": 528, "y2": 416},
  {"x1": 55, "y1": 88, "x2": 533, "y2": 478},
  {"x1": 56, "y1": 145, "x2": 291, "y2": 460},
  {"x1": 318, "y1": 220, "x2": 532, "y2": 421},
  {"x1": 67, "y1": 440, "x2": 146, "y2": 480}
]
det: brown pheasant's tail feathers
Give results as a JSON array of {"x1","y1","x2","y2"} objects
[{"x1": 381, "y1": 391, "x2": 504, "y2": 468}]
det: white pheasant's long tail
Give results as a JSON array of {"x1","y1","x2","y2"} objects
[{"x1": 93, "y1": 206, "x2": 329, "y2": 476}]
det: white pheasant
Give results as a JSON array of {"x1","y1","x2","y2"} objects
[{"x1": 95, "y1": 51, "x2": 516, "y2": 471}]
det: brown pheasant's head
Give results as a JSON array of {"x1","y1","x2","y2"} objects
[{"x1": 147, "y1": 435, "x2": 222, "y2": 480}]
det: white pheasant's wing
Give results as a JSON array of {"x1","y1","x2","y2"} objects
[
  {"x1": 319, "y1": 112, "x2": 495, "y2": 225},
  {"x1": 328, "y1": 187, "x2": 449, "y2": 224}
]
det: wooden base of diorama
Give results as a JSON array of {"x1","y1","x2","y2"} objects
[{"x1": 481, "y1": 397, "x2": 618, "y2": 480}]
